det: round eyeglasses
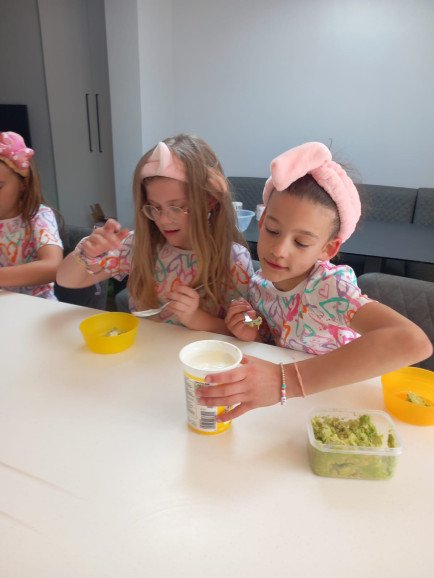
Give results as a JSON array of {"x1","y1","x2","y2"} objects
[{"x1": 141, "y1": 204, "x2": 190, "y2": 223}]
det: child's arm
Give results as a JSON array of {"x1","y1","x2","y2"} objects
[
  {"x1": 56, "y1": 219, "x2": 129, "y2": 288},
  {"x1": 196, "y1": 301, "x2": 432, "y2": 421},
  {"x1": 0, "y1": 244, "x2": 63, "y2": 287}
]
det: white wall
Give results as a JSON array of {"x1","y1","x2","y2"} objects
[
  {"x1": 0, "y1": 0, "x2": 58, "y2": 207},
  {"x1": 137, "y1": 0, "x2": 174, "y2": 150},
  {"x1": 171, "y1": 0, "x2": 434, "y2": 187},
  {"x1": 4, "y1": 0, "x2": 432, "y2": 229},
  {"x1": 105, "y1": 0, "x2": 143, "y2": 227},
  {"x1": 105, "y1": 0, "x2": 173, "y2": 227}
]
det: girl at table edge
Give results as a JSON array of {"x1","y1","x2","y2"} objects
[
  {"x1": 197, "y1": 142, "x2": 432, "y2": 421},
  {"x1": 0, "y1": 131, "x2": 63, "y2": 298},
  {"x1": 56, "y1": 133, "x2": 253, "y2": 333}
]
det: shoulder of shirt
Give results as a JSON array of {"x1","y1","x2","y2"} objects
[
  {"x1": 35, "y1": 204, "x2": 54, "y2": 217},
  {"x1": 31, "y1": 204, "x2": 57, "y2": 224},
  {"x1": 231, "y1": 242, "x2": 251, "y2": 257},
  {"x1": 250, "y1": 269, "x2": 268, "y2": 286},
  {"x1": 310, "y1": 260, "x2": 357, "y2": 280}
]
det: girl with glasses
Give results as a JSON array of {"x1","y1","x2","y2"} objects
[{"x1": 56, "y1": 134, "x2": 253, "y2": 332}]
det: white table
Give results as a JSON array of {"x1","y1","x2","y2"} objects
[{"x1": 1, "y1": 291, "x2": 433, "y2": 578}]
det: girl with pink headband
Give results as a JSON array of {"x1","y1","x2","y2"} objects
[
  {"x1": 57, "y1": 134, "x2": 253, "y2": 332},
  {"x1": 196, "y1": 142, "x2": 431, "y2": 419},
  {"x1": 0, "y1": 131, "x2": 63, "y2": 299}
]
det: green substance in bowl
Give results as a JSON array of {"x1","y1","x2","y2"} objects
[
  {"x1": 309, "y1": 414, "x2": 397, "y2": 480},
  {"x1": 406, "y1": 392, "x2": 432, "y2": 407},
  {"x1": 104, "y1": 327, "x2": 125, "y2": 337}
]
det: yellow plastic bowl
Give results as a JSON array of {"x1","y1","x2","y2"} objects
[
  {"x1": 79, "y1": 312, "x2": 139, "y2": 354},
  {"x1": 381, "y1": 367, "x2": 434, "y2": 426}
]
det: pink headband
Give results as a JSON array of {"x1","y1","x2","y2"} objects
[
  {"x1": 0, "y1": 131, "x2": 34, "y2": 177},
  {"x1": 140, "y1": 141, "x2": 187, "y2": 182},
  {"x1": 262, "y1": 142, "x2": 361, "y2": 242}
]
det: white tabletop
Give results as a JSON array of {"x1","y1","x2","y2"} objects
[{"x1": 1, "y1": 291, "x2": 433, "y2": 578}]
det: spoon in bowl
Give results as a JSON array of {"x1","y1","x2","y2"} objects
[{"x1": 132, "y1": 284, "x2": 205, "y2": 318}]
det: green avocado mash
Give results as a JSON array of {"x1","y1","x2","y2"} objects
[
  {"x1": 245, "y1": 315, "x2": 262, "y2": 328},
  {"x1": 406, "y1": 392, "x2": 432, "y2": 407},
  {"x1": 309, "y1": 414, "x2": 397, "y2": 480},
  {"x1": 104, "y1": 327, "x2": 125, "y2": 337}
]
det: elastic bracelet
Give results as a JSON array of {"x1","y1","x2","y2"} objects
[
  {"x1": 279, "y1": 362, "x2": 287, "y2": 406},
  {"x1": 73, "y1": 250, "x2": 103, "y2": 275},
  {"x1": 73, "y1": 242, "x2": 107, "y2": 275},
  {"x1": 293, "y1": 361, "x2": 306, "y2": 398}
]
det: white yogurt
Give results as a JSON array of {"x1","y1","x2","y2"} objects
[{"x1": 187, "y1": 350, "x2": 237, "y2": 371}]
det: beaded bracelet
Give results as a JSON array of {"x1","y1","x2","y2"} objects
[
  {"x1": 279, "y1": 361, "x2": 306, "y2": 405},
  {"x1": 279, "y1": 362, "x2": 287, "y2": 405}
]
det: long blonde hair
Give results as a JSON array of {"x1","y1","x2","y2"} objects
[{"x1": 128, "y1": 134, "x2": 247, "y2": 310}]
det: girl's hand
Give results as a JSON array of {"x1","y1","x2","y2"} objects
[
  {"x1": 166, "y1": 284, "x2": 201, "y2": 327},
  {"x1": 225, "y1": 298, "x2": 259, "y2": 342},
  {"x1": 196, "y1": 355, "x2": 282, "y2": 421},
  {"x1": 80, "y1": 219, "x2": 129, "y2": 258}
]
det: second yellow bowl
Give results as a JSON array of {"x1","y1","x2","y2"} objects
[{"x1": 381, "y1": 367, "x2": 434, "y2": 426}]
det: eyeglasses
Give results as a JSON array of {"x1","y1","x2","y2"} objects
[{"x1": 141, "y1": 204, "x2": 190, "y2": 223}]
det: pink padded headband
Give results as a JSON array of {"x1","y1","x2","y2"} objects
[
  {"x1": 140, "y1": 141, "x2": 187, "y2": 182},
  {"x1": 262, "y1": 142, "x2": 361, "y2": 242},
  {"x1": 0, "y1": 131, "x2": 34, "y2": 177}
]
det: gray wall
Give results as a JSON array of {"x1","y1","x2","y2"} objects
[
  {"x1": 0, "y1": 0, "x2": 58, "y2": 208},
  {"x1": 2, "y1": 0, "x2": 433, "y2": 228},
  {"x1": 105, "y1": 0, "x2": 174, "y2": 227},
  {"x1": 171, "y1": 0, "x2": 434, "y2": 187},
  {"x1": 105, "y1": 0, "x2": 143, "y2": 228}
]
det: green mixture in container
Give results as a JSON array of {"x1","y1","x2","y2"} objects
[
  {"x1": 406, "y1": 392, "x2": 432, "y2": 407},
  {"x1": 309, "y1": 414, "x2": 397, "y2": 480}
]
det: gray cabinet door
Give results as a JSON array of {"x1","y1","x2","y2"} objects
[{"x1": 38, "y1": 0, "x2": 116, "y2": 226}]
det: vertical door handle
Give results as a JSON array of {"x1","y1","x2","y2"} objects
[
  {"x1": 85, "y1": 93, "x2": 93, "y2": 152},
  {"x1": 95, "y1": 94, "x2": 102, "y2": 152}
]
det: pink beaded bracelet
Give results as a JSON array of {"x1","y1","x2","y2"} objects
[
  {"x1": 279, "y1": 362, "x2": 287, "y2": 405},
  {"x1": 279, "y1": 361, "x2": 306, "y2": 405}
]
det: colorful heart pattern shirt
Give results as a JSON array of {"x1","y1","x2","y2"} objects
[
  {"x1": 102, "y1": 232, "x2": 254, "y2": 325},
  {"x1": 249, "y1": 260, "x2": 372, "y2": 355},
  {"x1": 0, "y1": 205, "x2": 63, "y2": 299}
]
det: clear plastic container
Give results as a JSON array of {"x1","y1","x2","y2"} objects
[
  {"x1": 236, "y1": 209, "x2": 255, "y2": 232},
  {"x1": 307, "y1": 408, "x2": 403, "y2": 480}
]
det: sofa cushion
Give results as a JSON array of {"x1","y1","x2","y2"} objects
[
  {"x1": 228, "y1": 177, "x2": 266, "y2": 211},
  {"x1": 413, "y1": 188, "x2": 434, "y2": 226},
  {"x1": 357, "y1": 184, "x2": 417, "y2": 223},
  {"x1": 357, "y1": 273, "x2": 434, "y2": 371}
]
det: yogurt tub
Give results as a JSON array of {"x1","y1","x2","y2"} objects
[{"x1": 179, "y1": 340, "x2": 242, "y2": 435}]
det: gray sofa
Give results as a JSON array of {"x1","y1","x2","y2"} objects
[
  {"x1": 358, "y1": 273, "x2": 434, "y2": 371},
  {"x1": 228, "y1": 177, "x2": 434, "y2": 282}
]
